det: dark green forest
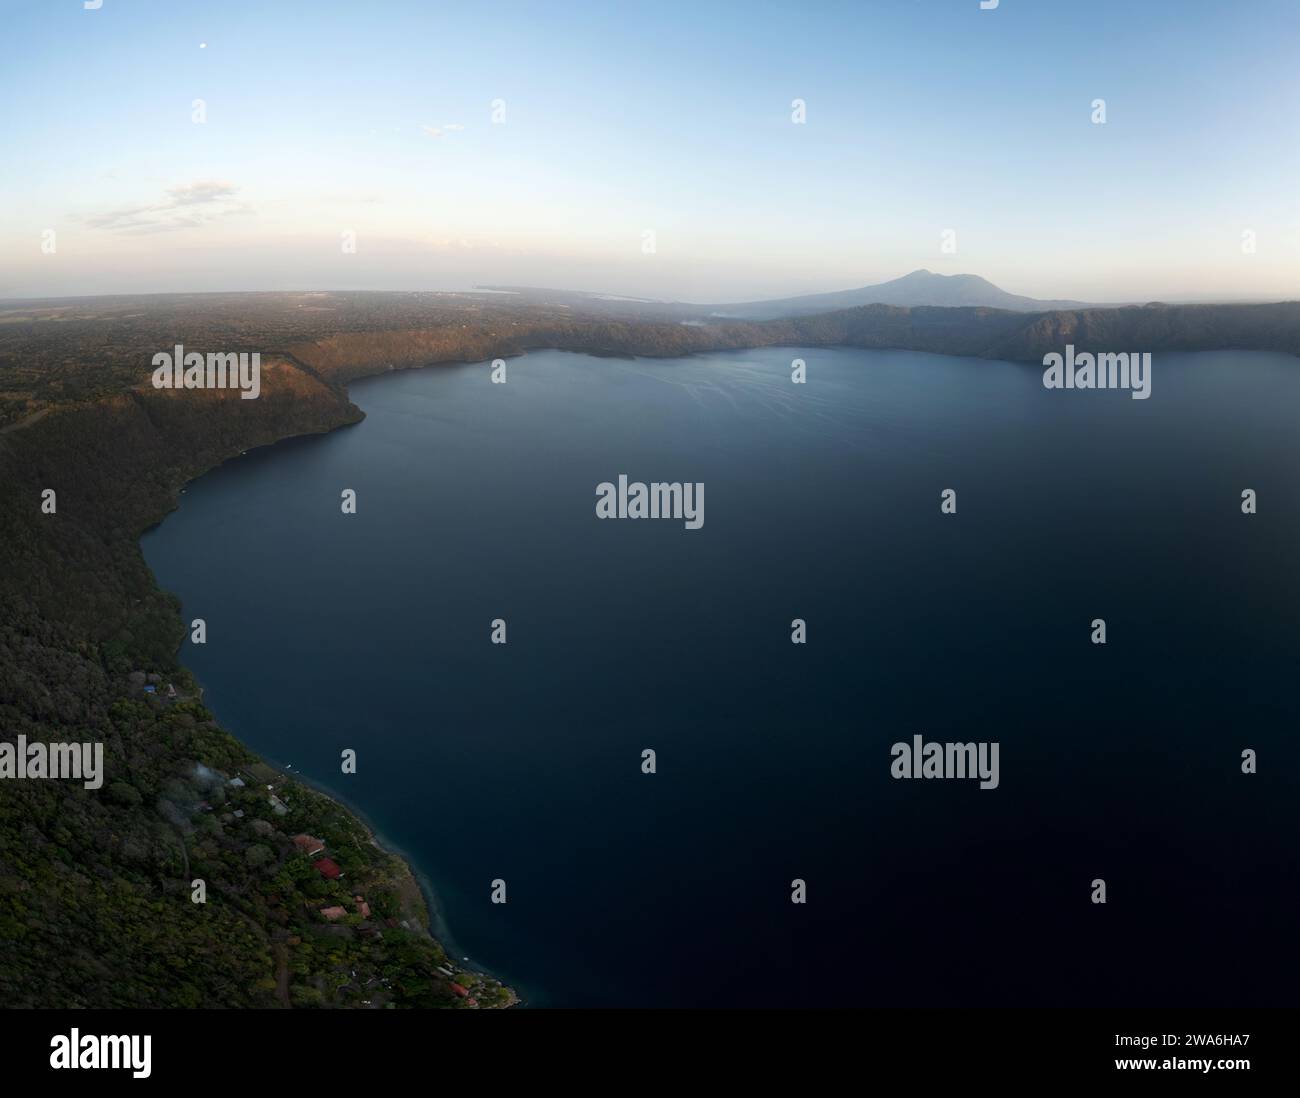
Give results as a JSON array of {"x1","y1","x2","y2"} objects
[{"x1": 0, "y1": 348, "x2": 510, "y2": 1008}]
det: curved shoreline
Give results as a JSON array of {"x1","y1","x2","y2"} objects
[
  {"x1": 213, "y1": 724, "x2": 525, "y2": 1005},
  {"x1": 141, "y1": 385, "x2": 523, "y2": 1008}
]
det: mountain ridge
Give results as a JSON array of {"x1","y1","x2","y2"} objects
[
  {"x1": 477, "y1": 270, "x2": 1098, "y2": 321},
  {"x1": 709, "y1": 268, "x2": 1096, "y2": 318}
]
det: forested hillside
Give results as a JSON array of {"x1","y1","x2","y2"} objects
[{"x1": 0, "y1": 357, "x2": 510, "y2": 1007}]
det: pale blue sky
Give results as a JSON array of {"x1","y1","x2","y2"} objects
[{"x1": 1, "y1": 0, "x2": 1297, "y2": 301}]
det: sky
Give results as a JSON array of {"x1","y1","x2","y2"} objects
[{"x1": 1, "y1": 0, "x2": 1298, "y2": 303}]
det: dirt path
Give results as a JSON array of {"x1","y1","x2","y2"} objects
[{"x1": 0, "y1": 406, "x2": 51, "y2": 434}]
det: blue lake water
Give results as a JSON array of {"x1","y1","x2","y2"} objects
[{"x1": 142, "y1": 346, "x2": 1300, "y2": 1006}]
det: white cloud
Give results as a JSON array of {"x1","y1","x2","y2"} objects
[{"x1": 81, "y1": 180, "x2": 248, "y2": 234}]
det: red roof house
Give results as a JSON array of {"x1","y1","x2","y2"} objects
[
  {"x1": 314, "y1": 857, "x2": 342, "y2": 880},
  {"x1": 449, "y1": 982, "x2": 469, "y2": 998},
  {"x1": 293, "y1": 834, "x2": 326, "y2": 856}
]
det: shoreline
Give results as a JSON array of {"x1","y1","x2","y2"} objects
[
  {"x1": 142, "y1": 380, "x2": 523, "y2": 1008},
  {"x1": 240, "y1": 746, "x2": 524, "y2": 1008},
  {"x1": 135, "y1": 341, "x2": 873, "y2": 1010}
]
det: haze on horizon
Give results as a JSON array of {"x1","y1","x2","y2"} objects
[{"x1": 2, "y1": 0, "x2": 1298, "y2": 305}]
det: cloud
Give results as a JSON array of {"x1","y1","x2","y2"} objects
[
  {"x1": 422, "y1": 126, "x2": 443, "y2": 138},
  {"x1": 80, "y1": 180, "x2": 248, "y2": 234},
  {"x1": 421, "y1": 123, "x2": 463, "y2": 138},
  {"x1": 163, "y1": 181, "x2": 238, "y2": 206}
]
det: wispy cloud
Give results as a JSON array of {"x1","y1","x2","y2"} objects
[
  {"x1": 422, "y1": 122, "x2": 464, "y2": 138},
  {"x1": 80, "y1": 181, "x2": 248, "y2": 234}
]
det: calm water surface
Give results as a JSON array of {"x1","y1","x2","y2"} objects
[{"x1": 142, "y1": 346, "x2": 1300, "y2": 1006}]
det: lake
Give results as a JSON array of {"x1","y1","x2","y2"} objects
[{"x1": 142, "y1": 345, "x2": 1300, "y2": 1007}]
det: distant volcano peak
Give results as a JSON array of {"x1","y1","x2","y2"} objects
[{"x1": 710, "y1": 270, "x2": 1092, "y2": 319}]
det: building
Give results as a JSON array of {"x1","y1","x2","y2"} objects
[
  {"x1": 293, "y1": 834, "x2": 326, "y2": 856},
  {"x1": 314, "y1": 858, "x2": 342, "y2": 880}
]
